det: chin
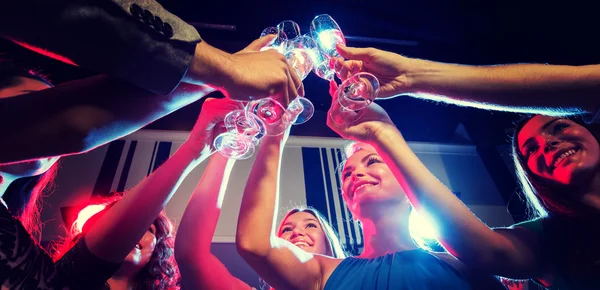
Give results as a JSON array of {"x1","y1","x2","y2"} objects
[
  {"x1": 357, "y1": 192, "x2": 403, "y2": 205},
  {"x1": 554, "y1": 162, "x2": 597, "y2": 185},
  {"x1": 356, "y1": 195, "x2": 406, "y2": 214}
]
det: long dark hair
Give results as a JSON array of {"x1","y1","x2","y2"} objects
[
  {"x1": 53, "y1": 194, "x2": 180, "y2": 289},
  {"x1": 135, "y1": 210, "x2": 179, "y2": 290},
  {"x1": 2, "y1": 162, "x2": 58, "y2": 241},
  {"x1": 512, "y1": 115, "x2": 600, "y2": 219}
]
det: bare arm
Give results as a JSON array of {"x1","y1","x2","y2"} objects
[
  {"x1": 0, "y1": 76, "x2": 215, "y2": 164},
  {"x1": 236, "y1": 135, "x2": 323, "y2": 290},
  {"x1": 80, "y1": 96, "x2": 242, "y2": 264},
  {"x1": 175, "y1": 153, "x2": 251, "y2": 290},
  {"x1": 371, "y1": 125, "x2": 545, "y2": 278},
  {"x1": 410, "y1": 62, "x2": 600, "y2": 115},
  {"x1": 336, "y1": 45, "x2": 600, "y2": 115},
  {"x1": 84, "y1": 140, "x2": 210, "y2": 263}
]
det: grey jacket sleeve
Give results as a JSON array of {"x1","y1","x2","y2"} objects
[{"x1": 0, "y1": 0, "x2": 202, "y2": 95}]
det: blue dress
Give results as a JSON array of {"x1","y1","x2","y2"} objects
[{"x1": 324, "y1": 249, "x2": 499, "y2": 290}]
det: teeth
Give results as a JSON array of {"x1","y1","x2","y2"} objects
[
  {"x1": 294, "y1": 241, "x2": 310, "y2": 248},
  {"x1": 554, "y1": 149, "x2": 577, "y2": 167},
  {"x1": 355, "y1": 183, "x2": 373, "y2": 192}
]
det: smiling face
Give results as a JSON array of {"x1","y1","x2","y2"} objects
[
  {"x1": 517, "y1": 116, "x2": 600, "y2": 186},
  {"x1": 124, "y1": 224, "x2": 157, "y2": 270},
  {"x1": 340, "y1": 143, "x2": 406, "y2": 219},
  {"x1": 277, "y1": 211, "x2": 330, "y2": 255}
]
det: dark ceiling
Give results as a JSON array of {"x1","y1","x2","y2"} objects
[{"x1": 2, "y1": 0, "x2": 599, "y2": 147}]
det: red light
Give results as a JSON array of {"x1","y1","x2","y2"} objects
[
  {"x1": 9, "y1": 39, "x2": 78, "y2": 66},
  {"x1": 73, "y1": 204, "x2": 107, "y2": 234}
]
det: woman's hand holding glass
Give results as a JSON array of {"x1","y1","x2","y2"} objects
[
  {"x1": 326, "y1": 80, "x2": 395, "y2": 143},
  {"x1": 309, "y1": 14, "x2": 381, "y2": 125}
]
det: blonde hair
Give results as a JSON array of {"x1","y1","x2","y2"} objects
[{"x1": 277, "y1": 207, "x2": 347, "y2": 259}]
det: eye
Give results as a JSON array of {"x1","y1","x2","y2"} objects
[
  {"x1": 148, "y1": 226, "x2": 156, "y2": 235},
  {"x1": 367, "y1": 157, "x2": 381, "y2": 166},
  {"x1": 281, "y1": 227, "x2": 292, "y2": 233},
  {"x1": 306, "y1": 223, "x2": 318, "y2": 229},
  {"x1": 524, "y1": 145, "x2": 539, "y2": 159},
  {"x1": 342, "y1": 171, "x2": 351, "y2": 179},
  {"x1": 552, "y1": 122, "x2": 569, "y2": 134}
]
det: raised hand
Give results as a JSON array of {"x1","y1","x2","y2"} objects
[
  {"x1": 326, "y1": 81, "x2": 395, "y2": 143},
  {"x1": 186, "y1": 36, "x2": 304, "y2": 108},
  {"x1": 333, "y1": 44, "x2": 420, "y2": 99},
  {"x1": 226, "y1": 35, "x2": 304, "y2": 107},
  {"x1": 186, "y1": 98, "x2": 244, "y2": 150}
]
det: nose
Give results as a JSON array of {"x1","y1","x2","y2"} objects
[
  {"x1": 351, "y1": 170, "x2": 366, "y2": 181},
  {"x1": 291, "y1": 227, "x2": 305, "y2": 237},
  {"x1": 544, "y1": 138, "x2": 560, "y2": 154}
]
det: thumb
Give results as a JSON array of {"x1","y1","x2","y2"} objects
[
  {"x1": 329, "y1": 80, "x2": 339, "y2": 100},
  {"x1": 336, "y1": 44, "x2": 372, "y2": 61},
  {"x1": 243, "y1": 34, "x2": 277, "y2": 52}
]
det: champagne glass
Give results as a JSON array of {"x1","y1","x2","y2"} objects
[
  {"x1": 310, "y1": 14, "x2": 381, "y2": 123},
  {"x1": 310, "y1": 48, "x2": 335, "y2": 81},
  {"x1": 283, "y1": 34, "x2": 316, "y2": 125},
  {"x1": 214, "y1": 110, "x2": 265, "y2": 159},
  {"x1": 258, "y1": 25, "x2": 315, "y2": 126},
  {"x1": 287, "y1": 96, "x2": 314, "y2": 125},
  {"x1": 246, "y1": 97, "x2": 293, "y2": 136},
  {"x1": 310, "y1": 14, "x2": 346, "y2": 58},
  {"x1": 309, "y1": 14, "x2": 345, "y2": 81},
  {"x1": 329, "y1": 72, "x2": 380, "y2": 125},
  {"x1": 277, "y1": 20, "x2": 301, "y2": 41},
  {"x1": 285, "y1": 35, "x2": 316, "y2": 81},
  {"x1": 260, "y1": 26, "x2": 287, "y2": 53}
]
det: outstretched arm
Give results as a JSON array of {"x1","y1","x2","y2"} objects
[
  {"x1": 409, "y1": 62, "x2": 600, "y2": 115},
  {"x1": 81, "y1": 98, "x2": 241, "y2": 264},
  {"x1": 0, "y1": 76, "x2": 215, "y2": 164},
  {"x1": 236, "y1": 134, "x2": 323, "y2": 290},
  {"x1": 175, "y1": 153, "x2": 251, "y2": 290},
  {"x1": 334, "y1": 45, "x2": 600, "y2": 116}
]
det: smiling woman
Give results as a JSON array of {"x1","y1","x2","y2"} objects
[
  {"x1": 277, "y1": 208, "x2": 347, "y2": 259},
  {"x1": 53, "y1": 193, "x2": 179, "y2": 290},
  {"x1": 514, "y1": 115, "x2": 600, "y2": 217}
]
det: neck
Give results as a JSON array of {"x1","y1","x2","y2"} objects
[
  {"x1": 107, "y1": 276, "x2": 135, "y2": 290},
  {"x1": 358, "y1": 202, "x2": 417, "y2": 258}
]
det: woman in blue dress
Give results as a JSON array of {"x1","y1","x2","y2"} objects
[{"x1": 235, "y1": 81, "x2": 507, "y2": 290}]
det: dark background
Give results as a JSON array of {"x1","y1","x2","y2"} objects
[{"x1": 3, "y1": 0, "x2": 598, "y2": 223}]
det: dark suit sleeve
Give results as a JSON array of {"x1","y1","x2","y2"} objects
[{"x1": 0, "y1": 0, "x2": 202, "y2": 95}]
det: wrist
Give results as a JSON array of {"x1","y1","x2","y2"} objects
[
  {"x1": 371, "y1": 125, "x2": 403, "y2": 149},
  {"x1": 261, "y1": 135, "x2": 285, "y2": 148},
  {"x1": 180, "y1": 137, "x2": 212, "y2": 158},
  {"x1": 405, "y1": 58, "x2": 444, "y2": 94},
  {"x1": 185, "y1": 42, "x2": 235, "y2": 90}
]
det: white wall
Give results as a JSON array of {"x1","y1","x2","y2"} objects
[{"x1": 40, "y1": 130, "x2": 514, "y2": 245}]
